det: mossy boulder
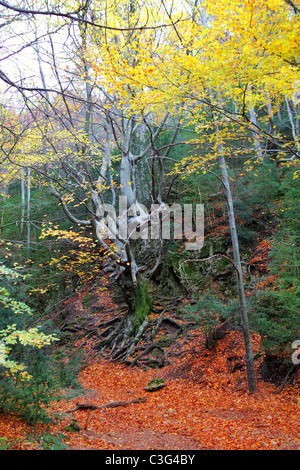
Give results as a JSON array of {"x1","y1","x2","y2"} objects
[
  {"x1": 65, "y1": 419, "x2": 81, "y2": 433},
  {"x1": 144, "y1": 378, "x2": 166, "y2": 392}
]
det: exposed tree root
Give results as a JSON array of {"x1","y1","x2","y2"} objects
[
  {"x1": 66, "y1": 397, "x2": 147, "y2": 431},
  {"x1": 89, "y1": 307, "x2": 183, "y2": 368},
  {"x1": 127, "y1": 341, "x2": 173, "y2": 368},
  {"x1": 275, "y1": 363, "x2": 299, "y2": 394},
  {"x1": 59, "y1": 279, "x2": 187, "y2": 369},
  {"x1": 94, "y1": 311, "x2": 150, "y2": 360}
]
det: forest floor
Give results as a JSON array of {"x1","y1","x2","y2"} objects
[
  {"x1": 0, "y1": 276, "x2": 299, "y2": 450},
  {"x1": 0, "y1": 327, "x2": 299, "y2": 451}
]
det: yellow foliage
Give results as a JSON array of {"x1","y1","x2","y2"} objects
[{"x1": 88, "y1": 0, "x2": 300, "y2": 176}]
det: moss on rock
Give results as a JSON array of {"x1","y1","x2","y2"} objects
[{"x1": 144, "y1": 378, "x2": 166, "y2": 392}]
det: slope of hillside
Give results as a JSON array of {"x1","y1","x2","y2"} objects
[{"x1": 0, "y1": 325, "x2": 299, "y2": 451}]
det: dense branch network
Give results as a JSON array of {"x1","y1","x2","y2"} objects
[
  {"x1": 0, "y1": 0, "x2": 299, "y2": 391},
  {"x1": 0, "y1": 0, "x2": 183, "y2": 31}
]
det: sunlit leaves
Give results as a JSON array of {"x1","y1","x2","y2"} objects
[
  {"x1": 89, "y1": 0, "x2": 300, "y2": 179},
  {"x1": 0, "y1": 264, "x2": 58, "y2": 379},
  {"x1": 39, "y1": 225, "x2": 104, "y2": 285}
]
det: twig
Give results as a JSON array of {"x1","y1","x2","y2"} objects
[
  {"x1": 66, "y1": 396, "x2": 147, "y2": 413},
  {"x1": 275, "y1": 364, "x2": 300, "y2": 393}
]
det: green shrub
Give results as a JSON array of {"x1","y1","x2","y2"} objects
[
  {"x1": 0, "y1": 265, "x2": 81, "y2": 433},
  {"x1": 249, "y1": 289, "x2": 300, "y2": 360},
  {"x1": 184, "y1": 294, "x2": 238, "y2": 348},
  {"x1": 38, "y1": 433, "x2": 68, "y2": 450},
  {"x1": 0, "y1": 437, "x2": 10, "y2": 450},
  {"x1": 0, "y1": 347, "x2": 81, "y2": 433}
]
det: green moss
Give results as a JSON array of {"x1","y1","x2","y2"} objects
[
  {"x1": 82, "y1": 292, "x2": 94, "y2": 309},
  {"x1": 134, "y1": 279, "x2": 153, "y2": 325},
  {"x1": 65, "y1": 419, "x2": 80, "y2": 433},
  {"x1": 157, "y1": 334, "x2": 173, "y2": 347},
  {"x1": 144, "y1": 378, "x2": 166, "y2": 392}
]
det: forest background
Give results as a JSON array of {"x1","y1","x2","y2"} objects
[{"x1": 0, "y1": 0, "x2": 299, "y2": 449}]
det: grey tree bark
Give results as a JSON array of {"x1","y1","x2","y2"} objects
[
  {"x1": 213, "y1": 113, "x2": 257, "y2": 394},
  {"x1": 219, "y1": 152, "x2": 257, "y2": 394}
]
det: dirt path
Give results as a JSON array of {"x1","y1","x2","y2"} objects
[
  {"x1": 70, "y1": 428, "x2": 206, "y2": 450},
  {"x1": 60, "y1": 384, "x2": 210, "y2": 450}
]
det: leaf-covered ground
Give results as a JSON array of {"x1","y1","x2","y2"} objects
[{"x1": 1, "y1": 329, "x2": 299, "y2": 450}]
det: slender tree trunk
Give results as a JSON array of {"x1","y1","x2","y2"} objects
[
  {"x1": 219, "y1": 154, "x2": 257, "y2": 394},
  {"x1": 212, "y1": 111, "x2": 257, "y2": 394},
  {"x1": 266, "y1": 91, "x2": 275, "y2": 133},
  {"x1": 27, "y1": 166, "x2": 31, "y2": 253},
  {"x1": 249, "y1": 88, "x2": 263, "y2": 159},
  {"x1": 285, "y1": 96, "x2": 300, "y2": 153},
  {"x1": 21, "y1": 168, "x2": 25, "y2": 234},
  {"x1": 21, "y1": 114, "x2": 25, "y2": 234}
]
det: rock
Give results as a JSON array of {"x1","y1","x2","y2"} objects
[
  {"x1": 65, "y1": 419, "x2": 81, "y2": 433},
  {"x1": 144, "y1": 378, "x2": 166, "y2": 392}
]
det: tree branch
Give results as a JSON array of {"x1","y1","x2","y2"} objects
[
  {"x1": 49, "y1": 185, "x2": 91, "y2": 226},
  {"x1": 180, "y1": 254, "x2": 240, "y2": 277},
  {"x1": 66, "y1": 396, "x2": 147, "y2": 413},
  {"x1": 0, "y1": 1, "x2": 183, "y2": 31},
  {"x1": 283, "y1": 0, "x2": 300, "y2": 14}
]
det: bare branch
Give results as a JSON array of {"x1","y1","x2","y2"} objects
[
  {"x1": 49, "y1": 185, "x2": 91, "y2": 226},
  {"x1": 283, "y1": 0, "x2": 300, "y2": 14},
  {"x1": 0, "y1": 0, "x2": 183, "y2": 31}
]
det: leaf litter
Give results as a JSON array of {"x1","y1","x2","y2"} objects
[{"x1": 0, "y1": 328, "x2": 299, "y2": 450}]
